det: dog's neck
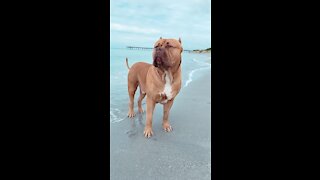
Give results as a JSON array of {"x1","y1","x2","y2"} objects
[
  {"x1": 156, "y1": 57, "x2": 181, "y2": 76},
  {"x1": 156, "y1": 60, "x2": 181, "y2": 84},
  {"x1": 157, "y1": 58, "x2": 180, "y2": 83}
]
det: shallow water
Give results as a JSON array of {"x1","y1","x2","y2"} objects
[{"x1": 110, "y1": 48, "x2": 211, "y2": 123}]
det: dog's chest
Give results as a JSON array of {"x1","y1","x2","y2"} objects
[{"x1": 163, "y1": 71, "x2": 173, "y2": 101}]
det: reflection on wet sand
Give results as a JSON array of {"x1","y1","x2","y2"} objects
[{"x1": 126, "y1": 113, "x2": 145, "y2": 137}]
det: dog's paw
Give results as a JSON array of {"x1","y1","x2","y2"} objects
[
  {"x1": 138, "y1": 107, "x2": 144, "y2": 114},
  {"x1": 127, "y1": 110, "x2": 135, "y2": 118},
  {"x1": 162, "y1": 123, "x2": 173, "y2": 132},
  {"x1": 143, "y1": 127, "x2": 154, "y2": 138}
]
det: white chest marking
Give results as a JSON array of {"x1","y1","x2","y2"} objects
[{"x1": 163, "y1": 71, "x2": 173, "y2": 101}]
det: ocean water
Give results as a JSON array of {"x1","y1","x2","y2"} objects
[{"x1": 110, "y1": 48, "x2": 211, "y2": 123}]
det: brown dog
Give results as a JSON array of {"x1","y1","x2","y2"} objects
[{"x1": 126, "y1": 37, "x2": 183, "y2": 138}]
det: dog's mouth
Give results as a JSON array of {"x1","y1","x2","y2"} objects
[
  {"x1": 153, "y1": 56, "x2": 162, "y2": 67},
  {"x1": 156, "y1": 57, "x2": 162, "y2": 63}
]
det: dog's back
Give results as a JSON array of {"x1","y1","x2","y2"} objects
[{"x1": 126, "y1": 59, "x2": 152, "y2": 93}]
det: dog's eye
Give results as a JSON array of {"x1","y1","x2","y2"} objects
[{"x1": 154, "y1": 45, "x2": 159, "y2": 48}]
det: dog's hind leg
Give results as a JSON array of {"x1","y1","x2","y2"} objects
[
  {"x1": 127, "y1": 81, "x2": 138, "y2": 118},
  {"x1": 137, "y1": 88, "x2": 146, "y2": 113}
]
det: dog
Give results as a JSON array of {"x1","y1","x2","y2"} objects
[{"x1": 126, "y1": 37, "x2": 183, "y2": 138}]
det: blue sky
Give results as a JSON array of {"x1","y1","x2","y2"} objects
[{"x1": 110, "y1": 0, "x2": 211, "y2": 50}]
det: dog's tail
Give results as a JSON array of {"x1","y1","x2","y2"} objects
[{"x1": 125, "y1": 57, "x2": 130, "y2": 70}]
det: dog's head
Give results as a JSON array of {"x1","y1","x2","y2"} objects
[{"x1": 152, "y1": 37, "x2": 183, "y2": 69}]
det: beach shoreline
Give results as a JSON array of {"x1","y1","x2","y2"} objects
[{"x1": 110, "y1": 68, "x2": 211, "y2": 180}]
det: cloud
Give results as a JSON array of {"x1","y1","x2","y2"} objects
[
  {"x1": 110, "y1": 23, "x2": 161, "y2": 35},
  {"x1": 110, "y1": 0, "x2": 211, "y2": 49}
]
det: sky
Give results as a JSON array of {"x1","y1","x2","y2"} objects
[{"x1": 110, "y1": 0, "x2": 211, "y2": 50}]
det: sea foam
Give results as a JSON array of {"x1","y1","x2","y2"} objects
[{"x1": 184, "y1": 58, "x2": 211, "y2": 87}]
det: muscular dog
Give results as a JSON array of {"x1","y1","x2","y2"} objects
[{"x1": 126, "y1": 37, "x2": 183, "y2": 138}]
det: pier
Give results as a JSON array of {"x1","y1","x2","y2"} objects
[
  {"x1": 127, "y1": 46, "x2": 192, "y2": 52},
  {"x1": 126, "y1": 46, "x2": 153, "y2": 50}
]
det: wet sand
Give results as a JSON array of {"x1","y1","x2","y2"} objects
[{"x1": 110, "y1": 70, "x2": 211, "y2": 180}]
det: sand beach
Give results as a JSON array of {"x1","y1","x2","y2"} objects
[{"x1": 110, "y1": 64, "x2": 211, "y2": 180}]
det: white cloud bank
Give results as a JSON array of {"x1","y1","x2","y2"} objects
[{"x1": 111, "y1": 23, "x2": 161, "y2": 35}]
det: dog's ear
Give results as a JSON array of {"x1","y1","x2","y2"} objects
[{"x1": 179, "y1": 38, "x2": 183, "y2": 52}]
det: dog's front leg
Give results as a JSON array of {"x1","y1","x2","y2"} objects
[
  {"x1": 168, "y1": 80, "x2": 181, "y2": 100},
  {"x1": 162, "y1": 98, "x2": 174, "y2": 132},
  {"x1": 143, "y1": 96, "x2": 155, "y2": 138}
]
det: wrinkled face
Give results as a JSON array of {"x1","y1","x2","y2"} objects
[{"x1": 152, "y1": 38, "x2": 183, "y2": 69}]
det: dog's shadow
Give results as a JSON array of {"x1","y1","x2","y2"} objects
[{"x1": 126, "y1": 113, "x2": 145, "y2": 138}]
